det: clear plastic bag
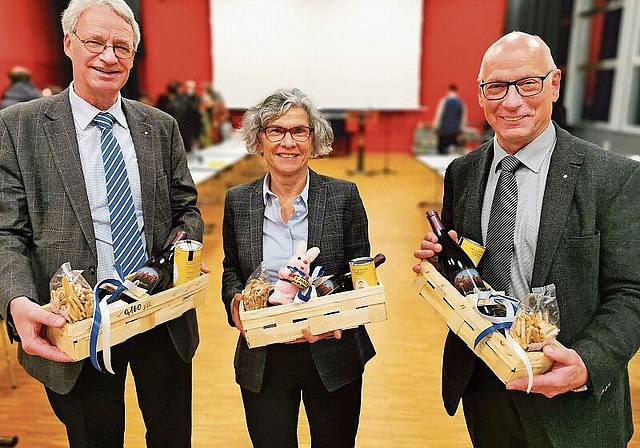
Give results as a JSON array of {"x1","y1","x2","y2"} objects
[
  {"x1": 241, "y1": 261, "x2": 272, "y2": 311},
  {"x1": 49, "y1": 262, "x2": 94, "y2": 323},
  {"x1": 509, "y1": 284, "x2": 560, "y2": 351}
]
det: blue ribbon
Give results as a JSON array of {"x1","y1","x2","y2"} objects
[
  {"x1": 472, "y1": 292, "x2": 520, "y2": 348},
  {"x1": 89, "y1": 264, "x2": 135, "y2": 373}
]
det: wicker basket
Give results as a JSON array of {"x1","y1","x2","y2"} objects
[
  {"x1": 45, "y1": 273, "x2": 209, "y2": 361},
  {"x1": 240, "y1": 284, "x2": 387, "y2": 348},
  {"x1": 412, "y1": 262, "x2": 555, "y2": 383}
]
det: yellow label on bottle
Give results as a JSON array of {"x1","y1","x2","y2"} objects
[{"x1": 459, "y1": 237, "x2": 485, "y2": 267}]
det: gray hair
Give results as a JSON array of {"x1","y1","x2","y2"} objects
[
  {"x1": 62, "y1": 0, "x2": 141, "y2": 50},
  {"x1": 240, "y1": 88, "x2": 334, "y2": 157}
]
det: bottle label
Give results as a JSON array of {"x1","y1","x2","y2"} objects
[
  {"x1": 133, "y1": 266, "x2": 161, "y2": 292},
  {"x1": 458, "y1": 237, "x2": 485, "y2": 267},
  {"x1": 453, "y1": 268, "x2": 484, "y2": 295}
]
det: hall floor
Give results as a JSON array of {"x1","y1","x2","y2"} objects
[{"x1": 2, "y1": 152, "x2": 639, "y2": 447}]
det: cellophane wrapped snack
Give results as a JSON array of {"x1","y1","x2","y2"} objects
[
  {"x1": 242, "y1": 262, "x2": 272, "y2": 311},
  {"x1": 49, "y1": 262, "x2": 94, "y2": 323},
  {"x1": 510, "y1": 284, "x2": 560, "y2": 351}
]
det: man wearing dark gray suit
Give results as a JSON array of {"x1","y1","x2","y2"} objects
[
  {"x1": 414, "y1": 31, "x2": 640, "y2": 447},
  {"x1": 0, "y1": 1, "x2": 203, "y2": 447}
]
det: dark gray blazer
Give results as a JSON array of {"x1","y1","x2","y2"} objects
[
  {"x1": 440, "y1": 123, "x2": 640, "y2": 447},
  {"x1": 0, "y1": 89, "x2": 203, "y2": 394},
  {"x1": 221, "y1": 169, "x2": 376, "y2": 393}
]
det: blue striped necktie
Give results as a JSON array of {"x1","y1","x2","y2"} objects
[
  {"x1": 481, "y1": 155, "x2": 522, "y2": 294},
  {"x1": 94, "y1": 112, "x2": 147, "y2": 277}
]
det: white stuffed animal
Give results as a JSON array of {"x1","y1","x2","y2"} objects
[{"x1": 269, "y1": 241, "x2": 320, "y2": 305}]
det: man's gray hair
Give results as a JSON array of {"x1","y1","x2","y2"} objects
[{"x1": 61, "y1": 0, "x2": 141, "y2": 50}]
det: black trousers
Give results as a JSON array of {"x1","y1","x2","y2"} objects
[
  {"x1": 437, "y1": 131, "x2": 459, "y2": 154},
  {"x1": 462, "y1": 361, "x2": 553, "y2": 448},
  {"x1": 46, "y1": 325, "x2": 192, "y2": 448},
  {"x1": 241, "y1": 343, "x2": 362, "y2": 448}
]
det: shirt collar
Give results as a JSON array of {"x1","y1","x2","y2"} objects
[
  {"x1": 68, "y1": 81, "x2": 128, "y2": 131},
  {"x1": 262, "y1": 170, "x2": 310, "y2": 206},
  {"x1": 492, "y1": 122, "x2": 556, "y2": 174}
]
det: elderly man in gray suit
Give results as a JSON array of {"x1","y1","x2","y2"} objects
[
  {"x1": 0, "y1": 1, "x2": 204, "y2": 447},
  {"x1": 414, "y1": 31, "x2": 640, "y2": 447}
]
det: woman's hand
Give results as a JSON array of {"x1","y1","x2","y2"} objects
[
  {"x1": 231, "y1": 293, "x2": 245, "y2": 336},
  {"x1": 286, "y1": 328, "x2": 342, "y2": 344}
]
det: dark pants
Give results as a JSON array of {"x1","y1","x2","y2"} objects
[
  {"x1": 241, "y1": 343, "x2": 362, "y2": 448},
  {"x1": 46, "y1": 325, "x2": 192, "y2": 448},
  {"x1": 437, "y1": 131, "x2": 459, "y2": 154},
  {"x1": 462, "y1": 361, "x2": 553, "y2": 448}
]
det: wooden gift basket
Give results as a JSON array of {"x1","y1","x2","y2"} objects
[
  {"x1": 45, "y1": 273, "x2": 210, "y2": 361},
  {"x1": 240, "y1": 284, "x2": 387, "y2": 349},
  {"x1": 412, "y1": 262, "x2": 555, "y2": 383}
]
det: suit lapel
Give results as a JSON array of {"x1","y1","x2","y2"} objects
[
  {"x1": 43, "y1": 92, "x2": 97, "y2": 256},
  {"x1": 307, "y1": 170, "x2": 326, "y2": 249},
  {"x1": 123, "y1": 100, "x2": 156, "y2": 251},
  {"x1": 460, "y1": 142, "x2": 493, "y2": 244},
  {"x1": 249, "y1": 179, "x2": 265, "y2": 268},
  {"x1": 531, "y1": 127, "x2": 584, "y2": 286}
]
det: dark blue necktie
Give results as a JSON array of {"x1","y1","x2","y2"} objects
[{"x1": 94, "y1": 112, "x2": 146, "y2": 277}]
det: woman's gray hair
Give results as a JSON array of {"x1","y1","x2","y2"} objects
[
  {"x1": 240, "y1": 88, "x2": 334, "y2": 157},
  {"x1": 62, "y1": 0, "x2": 141, "y2": 50}
]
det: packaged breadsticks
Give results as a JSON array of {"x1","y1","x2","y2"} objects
[
  {"x1": 49, "y1": 262, "x2": 94, "y2": 323},
  {"x1": 510, "y1": 284, "x2": 560, "y2": 351}
]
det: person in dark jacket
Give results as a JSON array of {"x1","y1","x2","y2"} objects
[{"x1": 1, "y1": 66, "x2": 42, "y2": 109}]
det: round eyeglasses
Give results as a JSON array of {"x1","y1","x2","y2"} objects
[
  {"x1": 73, "y1": 31, "x2": 136, "y2": 59},
  {"x1": 262, "y1": 126, "x2": 313, "y2": 142},
  {"x1": 480, "y1": 69, "x2": 554, "y2": 101}
]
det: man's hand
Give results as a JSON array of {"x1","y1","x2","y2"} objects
[
  {"x1": 9, "y1": 296, "x2": 75, "y2": 362},
  {"x1": 506, "y1": 344, "x2": 589, "y2": 397},
  {"x1": 412, "y1": 230, "x2": 458, "y2": 273}
]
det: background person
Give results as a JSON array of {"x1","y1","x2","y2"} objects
[
  {"x1": 0, "y1": 1, "x2": 205, "y2": 447},
  {"x1": 432, "y1": 83, "x2": 467, "y2": 155},
  {"x1": 1, "y1": 65, "x2": 42, "y2": 109},
  {"x1": 413, "y1": 31, "x2": 640, "y2": 448},
  {"x1": 222, "y1": 88, "x2": 376, "y2": 448}
]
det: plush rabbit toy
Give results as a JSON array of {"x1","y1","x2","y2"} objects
[{"x1": 269, "y1": 241, "x2": 321, "y2": 305}]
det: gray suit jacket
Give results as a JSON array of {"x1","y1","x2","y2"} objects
[
  {"x1": 440, "y1": 123, "x2": 640, "y2": 447},
  {"x1": 221, "y1": 169, "x2": 376, "y2": 393},
  {"x1": 0, "y1": 89, "x2": 203, "y2": 394}
]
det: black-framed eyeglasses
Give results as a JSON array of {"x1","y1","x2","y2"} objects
[
  {"x1": 480, "y1": 69, "x2": 555, "y2": 101},
  {"x1": 262, "y1": 126, "x2": 313, "y2": 142},
  {"x1": 73, "y1": 31, "x2": 136, "y2": 59}
]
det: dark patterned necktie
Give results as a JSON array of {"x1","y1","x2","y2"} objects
[
  {"x1": 94, "y1": 112, "x2": 146, "y2": 276},
  {"x1": 482, "y1": 155, "x2": 522, "y2": 293}
]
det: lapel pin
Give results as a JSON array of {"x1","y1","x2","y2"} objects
[{"x1": 563, "y1": 174, "x2": 568, "y2": 179}]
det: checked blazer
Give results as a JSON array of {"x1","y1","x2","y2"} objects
[
  {"x1": 440, "y1": 123, "x2": 640, "y2": 447},
  {"x1": 221, "y1": 169, "x2": 376, "y2": 393},
  {"x1": 0, "y1": 89, "x2": 203, "y2": 394}
]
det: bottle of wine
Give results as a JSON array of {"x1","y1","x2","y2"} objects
[
  {"x1": 315, "y1": 253, "x2": 386, "y2": 296},
  {"x1": 0, "y1": 436, "x2": 18, "y2": 447},
  {"x1": 425, "y1": 210, "x2": 487, "y2": 296},
  {"x1": 131, "y1": 230, "x2": 187, "y2": 295}
]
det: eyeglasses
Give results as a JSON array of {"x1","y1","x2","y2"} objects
[
  {"x1": 262, "y1": 126, "x2": 313, "y2": 142},
  {"x1": 480, "y1": 69, "x2": 555, "y2": 101},
  {"x1": 73, "y1": 31, "x2": 136, "y2": 59}
]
